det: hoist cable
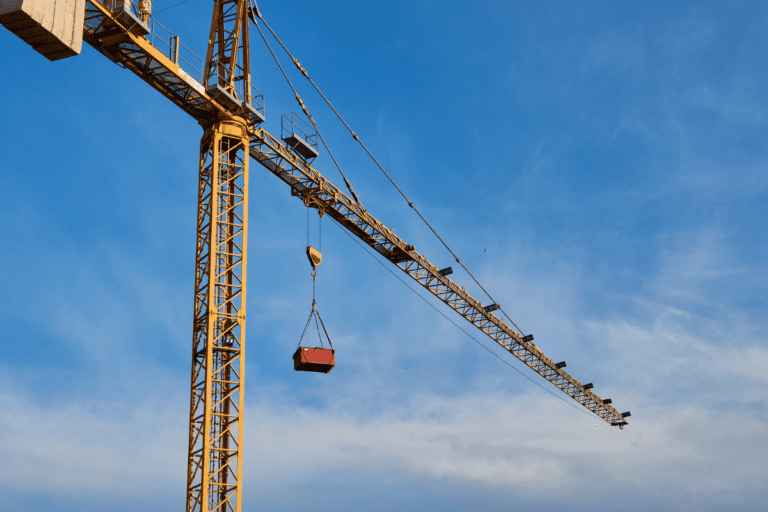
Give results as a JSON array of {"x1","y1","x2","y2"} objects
[
  {"x1": 313, "y1": 301, "x2": 323, "y2": 347},
  {"x1": 298, "y1": 305, "x2": 314, "y2": 348},
  {"x1": 253, "y1": 8, "x2": 527, "y2": 338},
  {"x1": 151, "y1": 0, "x2": 193, "y2": 15},
  {"x1": 331, "y1": 217, "x2": 597, "y2": 420},
  {"x1": 251, "y1": 11, "x2": 363, "y2": 208},
  {"x1": 314, "y1": 302, "x2": 334, "y2": 351}
]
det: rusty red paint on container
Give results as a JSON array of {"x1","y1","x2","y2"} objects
[{"x1": 293, "y1": 347, "x2": 335, "y2": 373}]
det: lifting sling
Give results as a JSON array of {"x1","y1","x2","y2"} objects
[{"x1": 293, "y1": 211, "x2": 335, "y2": 373}]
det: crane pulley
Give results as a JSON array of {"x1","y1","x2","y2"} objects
[{"x1": 306, "y1": 246, "x2": 322, "y2": 274}]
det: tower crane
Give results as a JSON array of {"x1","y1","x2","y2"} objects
[{"x1": 1, "y1": 0, "x2": 630, "y2": 510}]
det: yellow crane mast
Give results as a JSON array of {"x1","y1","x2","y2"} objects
[
  {"x1": 190, "y1": 0, "x2": 252, "y2": 509},
  {"x1": 2, "y1": 1, "x2": 631, "y2": 511}
]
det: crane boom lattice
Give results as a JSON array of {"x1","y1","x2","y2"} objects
[{"x1": 248, "y1": 127, "x2": 628, "y2": 427}]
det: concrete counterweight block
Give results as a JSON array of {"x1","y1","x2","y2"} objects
[{"x1": 0, "y1": 0, "x2": 86, "y2": 61}]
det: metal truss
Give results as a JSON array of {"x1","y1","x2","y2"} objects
[
  {"x1": 188, "y1": 122, "x2": 249, "y2": 512},
  {"x1": 249, "y1": 127, "x2": 629, "y2": 428},
  {"x1": 203, "y1": 0, "x2": 250, "y2": 101},
  {"x1": 82, "y1": 0, "x2": 225, "y2": 122}
]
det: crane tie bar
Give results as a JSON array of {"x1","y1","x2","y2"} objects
[
  {"x1": 254, "y1": 8, "x2": 528, "y2": 339},
  {"x1": 250, "y1": 1, "x2": 363, "y2": 208}
]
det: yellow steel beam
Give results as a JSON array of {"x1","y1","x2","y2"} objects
[
  {"x1": 204, "y1": 0, "x2": 246, "y2": 89},
  {"x1": 82, "y1": 0, "x2": 244, "y2": 125}
]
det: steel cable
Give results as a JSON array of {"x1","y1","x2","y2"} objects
[
  {"x1": 151, "y1": 0, "x2": 193, "y2": 15},
  {"x1": 253, "y1": 8, "x2": 528, "y2": 338},
  {"x1": 251, "y1": 8, "x2": 363, "y2": 208},
  {"x1": 331, "y1": 217, "x2": 597, "y2": 420}
]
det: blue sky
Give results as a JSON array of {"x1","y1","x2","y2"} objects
[{"x1": 1, "y1": 0, "x2": 767, "y2": 510}]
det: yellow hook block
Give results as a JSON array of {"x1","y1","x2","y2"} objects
[{"x1": 306, "y1": 246, "x2": 322, "y2": 269}]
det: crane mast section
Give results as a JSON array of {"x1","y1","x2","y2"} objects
[
  {"x1": 187, "y1": 123, "x2": 249, "y2": 512},
  {"x1": 249, "y1": 128, "x2": 628, "y2": 427},
  {"x1": 203, "y1": 0, "x2": 249, "y2": 90}
]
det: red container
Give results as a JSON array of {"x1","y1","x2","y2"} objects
[{"x1": 293, "y1": 347, "x2": 335, "y2": 373}]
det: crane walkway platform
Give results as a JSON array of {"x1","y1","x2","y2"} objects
[{"x1": 82, "y1": 0, "x2": 264, "y2": 126}]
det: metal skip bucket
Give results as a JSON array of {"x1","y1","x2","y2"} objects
[
  {"x1": 293, "y1": 346, "x2": 335, "y2": 373},
  {"x1": 294, "y1": 299, "x2": 335, "y2": 374}
]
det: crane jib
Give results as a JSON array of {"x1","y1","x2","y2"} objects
[{"x1": 248, "y1": 128, "x2": 629, "y2": 428}]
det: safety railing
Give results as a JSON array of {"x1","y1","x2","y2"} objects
[
  {"x1": 281, "y1": 112, "x2": 319, "y2": 161},
  {"x1": 178, "y1": 41, "x2": 203, "y2": 83},
  {"x1": 245, "y1": 82, "x2": 265, "y2": 122},
  {"x1": 103, "y1": 0, "x2": 149, "y2": 36},
  {"x1": 104, "y1": 0, "x2": 142, "y2": 18},
  {"x1": 150, "y1": 19, "x2": 173, "y2": 59},
  {"x1": 207, "y1": 61, "x2": 264, "y2": 117},
  {"x1": 149, "y1": 20, "x2": 203, "y2": 83},
  {"x1": 206, "y1": 61, "x2": 240, "y2": 99},
  {"x1": 282, "y1": 112, "x2": 317, "y2": 150}
]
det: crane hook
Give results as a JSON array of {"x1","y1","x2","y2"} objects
[{"x1": 307, "y1": 246, "x2": 322, "y2": 272}]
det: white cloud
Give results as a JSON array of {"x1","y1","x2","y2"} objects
[{"x1": 2, "y1": 370, "x2": 766, "y2": 511}]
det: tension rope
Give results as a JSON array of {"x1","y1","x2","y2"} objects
[
  {"x1": 331, "y1": 217, "x2": 596, "y2": 419},
  {"x1": 151, "y1": 0, "x2": 194, "y2": 15},
  {"x1": 249, "y1": 1, "x2": 363, "y2": 208},
  {"x1": 300, "y1": 207, "x2": 331, "y2": 350}
]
